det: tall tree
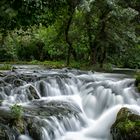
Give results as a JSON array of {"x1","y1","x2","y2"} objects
[{"x1": 83, "y1": 0, "x2": 139, "y2": 67}]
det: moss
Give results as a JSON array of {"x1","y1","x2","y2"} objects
[
  {"x1": 116, "y1": 120, "x2": 140, "y2": 133},
  {"x1": 11, "y1": 119, "x2": 25, "y2": 133}
]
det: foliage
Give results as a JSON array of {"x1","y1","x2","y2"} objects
[
  {"x1": 120, "y1": 46, "x2": 140, "y2": 69},
  {"x1": 0, "y1": 64, "x2": 12, "y2": 70},
  {"x1": 0, "y1": 0, "x2": 139, "y2": 69},
  {"x1": 82, "y1": 0, "x2": 139, "y2": 65},
  {"x1": 116, "y1": 119, "x2": 139, "y2": 133},
  {"x1": 10, "y1": 104, "x2": 23, "y2": 120},
  {"x1": 108, "y1": 45, "x2": 140, "y2": 68}
]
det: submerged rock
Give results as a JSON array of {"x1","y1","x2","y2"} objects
[
  {"x1": 111, "y1": 107, "x2": 140, "y2": 140},
  {"x1": 3, "y1": 75, "x2": 18, "y2": 84},
  {"x1": 28, "y1": 85, "x2": 40, "y2": 99},
  {"x1": 13, "y1": 79, "x2": 25, "y2": 87}
]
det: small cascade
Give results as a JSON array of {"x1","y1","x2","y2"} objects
[{"x1": 0, "y1": 68, "x2": 140, "y2": 140}]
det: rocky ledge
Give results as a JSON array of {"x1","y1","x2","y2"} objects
[{"x1": 0, "y1": 99, "x2": 82, "y2": 140}]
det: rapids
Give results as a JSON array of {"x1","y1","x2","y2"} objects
[{"x1": 0, "y1": 66, "x2": 140, "y2": 140}]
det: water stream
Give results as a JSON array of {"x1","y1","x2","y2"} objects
[{"x1": 0, "y1": 67, "x2": 140, "y2": 140}]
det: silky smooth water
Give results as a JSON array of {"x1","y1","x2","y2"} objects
[{"x1": 1, "y1": 68, "x2": 140, "y2": 140}]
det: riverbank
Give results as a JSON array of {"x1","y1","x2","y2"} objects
[{"x1": 0, "y1": 60, "x2": 139, "y2": 74}]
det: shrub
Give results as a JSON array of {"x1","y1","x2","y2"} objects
[
  {"x1": 10, "y1": 104, "x2": 23, "y2": 120},
  {"x1": 0, "y1": 64, "x2": 12, "y2": 70}
]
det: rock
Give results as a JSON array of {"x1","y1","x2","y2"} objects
[
  {"x1": 0, "y1": 93, "x2": 4, "y2": 100},
  {"x1": 0, "y1": 125, "x2": 15, "y2": 140},
  {"x1": 37, "y1": 80, "x2": 47, "y2": 97},
  {"x1": 13, "y1": 79, "x2": 25, "y2": 87},
  {"x1": 26, "y1": 119, "x2": 41, "y2": 140},
  {"x1": 0, "y1": 80, "x2": 7, "y2": 87},
  {"x1": 19, "y1": 74, "x2": 38, "y2": 82},
  {"x1": 3, "y1": 75, "x2": 18, "y2": 84},
  {"x1": 0, "y1": 99, "x2": 81, "y2": 140},
  {"x1": 28, "y1": 85, "x2": 40, "y2": 99},
  {"x1": 0, "y1": 72, "x2": 6, "y2": 77},
  {"x1": 111, "y1": 107, "x2": 140, "y2": 140},
  {"x1": 4, "y1": 86, "x2": 12, "y2": 96},
  {"x1": 24, "y1": 99, "x2": 81, "y2": 118}
]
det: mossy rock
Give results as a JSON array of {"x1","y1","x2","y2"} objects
[
  {"x1": 0, "y1": 99, "x2": 81, "y2": 140},
  {"x1": 111, "y1": 107, "x2": 140, "y2": 140}
]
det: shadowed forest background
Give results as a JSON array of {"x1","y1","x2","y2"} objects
[{"x1": 0, "y1": 0, "x2": 140, "y2": 69}]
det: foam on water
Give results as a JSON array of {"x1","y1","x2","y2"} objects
[{"x1": 1, "y1": 69, "x2": 140, "y2": 140}]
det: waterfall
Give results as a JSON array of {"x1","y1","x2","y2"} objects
[{"x1": 0, "y1": 67, "x2": 140, "y2": 140}]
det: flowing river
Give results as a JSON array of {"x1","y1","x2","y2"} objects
[{"x1": 0, "y1": 66, "x2": 140, "y2": 140}]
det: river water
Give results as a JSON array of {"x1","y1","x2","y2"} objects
[{"x1": 0, "y1": 67, "x2": 140, "y2": 140}]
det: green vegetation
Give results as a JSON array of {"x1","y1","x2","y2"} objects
[
  {"x1": 116, "y1": 119, "x2": 140, "y2": 133},
  {"x1": 0, "y1": 64, "x2": 12, "y2": 70},
  {"x1": 10, "y1": 104, "x2": 25, "y2": 133},
  {"x1": 0, "y1": 60, "x2": 113, "y2": 72},
  {"x1": 0, "y1": 0, "x2": 139, "y2": 69},
  {"x1": 10, "y1": 104, "x2": 23, "y2": 120}
]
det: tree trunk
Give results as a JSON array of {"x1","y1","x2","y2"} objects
[
  {"x1": 99, "y1": 47, "x2": 107, "y2": 68},
  {"x1": 65, "y1": 10, "x2": 75, "y2": 66},
  {"x1": 85, "y1": 13, "x2": 97, "y2": 65},
  {"x1": 90, "y1": 42, "x2": 97, "y2": 65},
  {"x1": 66, "y1": 42, "x2": 71, "y2": 66},
  {"x1": 0, "y1": 32, "x2": 7, "y2": 47}
]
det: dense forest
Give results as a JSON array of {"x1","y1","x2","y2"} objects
[{"x1": 0, "y1": 0, "x2": 140, "y2": 69}]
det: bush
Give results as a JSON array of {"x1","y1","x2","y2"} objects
[{"x1": 103, "y1": 63, "x2": 113, "y2": 71}]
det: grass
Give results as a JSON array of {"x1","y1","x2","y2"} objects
[
  {"x1": 0, "y1": 64, "x2": 12, "y2": 70},
  {"x1": 0, "y1": 60, "x2": 114, "y2": 72}
]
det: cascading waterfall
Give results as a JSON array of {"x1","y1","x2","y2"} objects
[{"x1": 0, "y1": 67, "x2": 140, "y2": 140}]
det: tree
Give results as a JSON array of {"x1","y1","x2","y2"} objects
[
  {"x1": 0, "y1": 0, "x2": 85, "y2": 63},
  {"x1": 53, "y1": 0, "x2": 84, "y2": 65},
  {"x1": 83, "y1": 0, "x2": 139, "y2": 67}
]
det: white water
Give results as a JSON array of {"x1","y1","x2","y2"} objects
[{"x1": 1, "y1": 69, "x2": 140, "y2": 140}]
